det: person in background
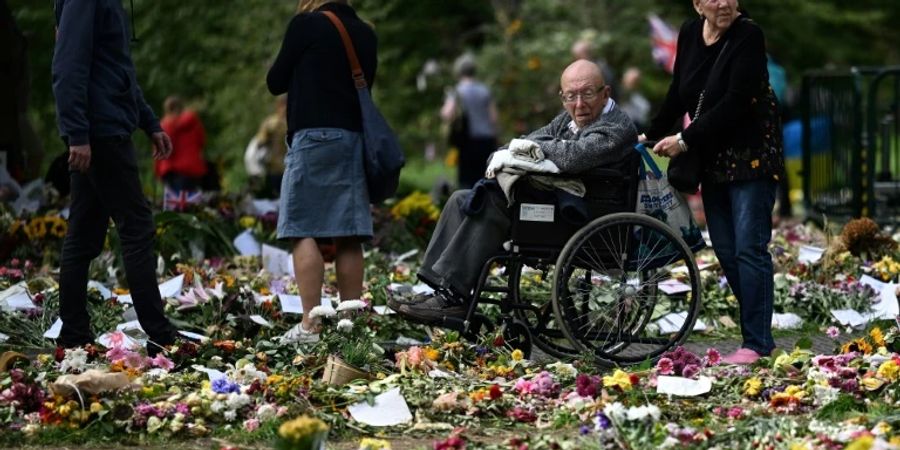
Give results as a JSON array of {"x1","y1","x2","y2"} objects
[
  {"x1": 441, "y1": 54, "x2": 498, "y2": 189},
  {"x1": 619, "y1": 67, "x2": 651, "y2": 132},
  {"x1": 267, "y1": 0, "x2": 377, "y2": 343},
  {"x1": 52, "y1": 0, "x2": 180, "y2": 355},
  {"x1": 571, "y1": 38, "x2": 619, "y2": 99},
  {"x1": 155, "y1": 96, "x2": 207, "y2": 192},
  {"x1": 255, "y1": 95, "x2": 288, "y2": 198},
  {"x1": 642, "y1": 0, "x2": 784, "y2": 365}
]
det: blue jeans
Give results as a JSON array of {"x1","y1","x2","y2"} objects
[{"x1": 702, "y1": 179, "x2": 777, "y2": 355}]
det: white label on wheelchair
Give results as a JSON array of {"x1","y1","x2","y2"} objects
[{"x1": 519, "y1": 203, "x2": 555, "y2": 222}]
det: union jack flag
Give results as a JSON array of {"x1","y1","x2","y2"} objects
[
  {"x1": 648, "y1": 14, "x2": 678, "y2": 74},
  {"x1": 163, "y1": 187, "x2": 202, "y2": 211}
]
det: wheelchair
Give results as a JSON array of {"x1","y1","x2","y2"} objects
[{"x1": 437, "y1": 144, "x2": 703, "y2": 368}]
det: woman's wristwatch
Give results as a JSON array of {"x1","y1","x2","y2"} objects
[{"x1": 676, "y1": 132, "x2": 688, "y2": 153}]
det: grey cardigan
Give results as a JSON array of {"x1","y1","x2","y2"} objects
[{"x1": 521, "y1": 103, "x2": 638, "y2": 175}]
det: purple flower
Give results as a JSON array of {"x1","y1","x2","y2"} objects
[
  {"x1": 579, "y1": 425, "x2": 592, "y2": 435},
  {"x1": 682, "y1": 364, "x2": 701, "y2": 379},
  {"x1": 575, "y1": 374, "x2": 602, "y2": 398},
  {"x1": 826, "y1": 326, "x2": 840, "y2": 339},
  {"x1": 211, "y1": 378, "x2": 241, "y2": 394},
  {"x1": 594, "y1": 412, "x2": 612, "y2": 430}
]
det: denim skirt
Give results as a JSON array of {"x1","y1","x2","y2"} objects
[{"x1": 276, "y1": 128, "x2": 372, "y2": 239}]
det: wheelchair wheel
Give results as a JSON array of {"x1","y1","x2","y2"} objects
[
  {"x1": 508, "y1": 261, "x2": 578, "y2": 359},
  {"x1": 551, "y1": 213, "x2": 701, "y2": 367}
]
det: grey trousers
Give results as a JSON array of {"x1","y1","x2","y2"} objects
[{"x1": 418, "y1": 187, "x2": 511, "y2": 298}]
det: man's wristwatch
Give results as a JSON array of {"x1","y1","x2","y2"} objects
[{"x1": 676, "y1": 132, "x2": 688, "y2": 153}]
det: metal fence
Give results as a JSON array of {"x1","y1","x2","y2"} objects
[{"x1": 801, "y1": 66, "x2": 900, "y2": 224}]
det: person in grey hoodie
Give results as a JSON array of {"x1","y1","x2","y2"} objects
[{"x1": 52, "y1": 0, "x2": 179, "y2": 355}]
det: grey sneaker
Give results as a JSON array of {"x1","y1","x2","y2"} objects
[{"x1": 392, "y1": 292, "x2": 467, "y2": 325}]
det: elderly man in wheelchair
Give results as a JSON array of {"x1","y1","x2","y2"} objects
[{"x1": 390, "y1": 60, "x2": 702, "y2": 366}]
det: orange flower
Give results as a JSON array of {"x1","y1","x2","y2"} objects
[{"x1": 750, "y1": 160, "x2": 760, "y2": 169}]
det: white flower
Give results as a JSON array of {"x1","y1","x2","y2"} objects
[
  {"x1": 337, "y1": 319, "x2": 354, "y2": 332},
  {"x1": 335, "y1": 299, "x2": 367, "y2": 312},
  {"x1": 308, "y1": 304, "x2": 337, "y2": 319},
  {"x1": 626, "y1": 404, "x2": 661, "y2": 421},
  {"x1": 59, "y1": 348, "x2": 89, "y2": 373},
  {"x1": 602, "y1": 402, "x2": 626, "y2": 422},
  {"x1": 147, "y1": 416, "x2": 164, "y2": 433},
  {"x1": 545, "y1": 361, "x2": 577, "y2": 378},
  {"x1": 256, "y1": 403, "x2": 277, "y2": 421},
  {"x1": 223, "y1": 410, "x2": 237, "y2": 422},
  {"x1": 207, "y1": 282, "x2": 226, "y2": 300},
  {"x1": 226, "y1": 393, "x2": 251, "y2": 410},
  {"x1": 210, "y1": 400, "x2": 225, "y2": 414}
]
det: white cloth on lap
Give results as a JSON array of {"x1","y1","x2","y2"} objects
[{"x1": 485, "y1": 139, "x2": 585, "y2": 203}]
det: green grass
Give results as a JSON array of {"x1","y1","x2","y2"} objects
[{"x1": 397, "y1": 158, "x2": 456, "y2": 197}]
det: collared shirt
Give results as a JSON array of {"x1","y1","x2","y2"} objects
[{"x1": 567, "y1": 99, "x2": 617, "y2": 135}]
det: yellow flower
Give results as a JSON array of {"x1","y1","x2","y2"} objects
[
  {"x1": 424, "y1": 347, "x2": 440, "y2": 362},
  {"x1": 877, "y1": 360, "x2": 899, "y2": 381},
  {"x1": 870, "y1": 327, "x2": 886, "y2": 348},
  {"x1": 845, "y1": 435, "x2": 874, "y2": 450},
  {"x1": 510, "y1": 349, "x2": 524, "y2": 362},
  {"x1": 445, "y1": 148, "x2": 458, "y2": 167},
  {"x1": 750, "y1": 159, "x2": 760, "y2": 169},
  {"x1": 743, "y1": 377, "x2": 762, "y2": 397},
  {"x1": 784, "y1": 385, "x2": 807, "y2": 398},
  {"x1": 505, "y1": 19, "x2": 522, "y2": 36},
  {"x1": 359, "y1": 437, "x2": 392, "y2": 450},
  {"x1": 861, "y1": 377, "x2": 885, "y2": 391},
  {"x1": 872, "y1": 421, "x2": 891, "y2": 436},
  {"x1": 602, "y1": 369, "x2": 633, "y2": 391},
  {"x1": 278, "y1": 416, "x2": 328, "y2": 442},
  {"x1": 239, "y1": 215, "x2": 257, "y2": 229},
  {"x1": 89, "y1": 402, "x2": 103, "y2": 414},
  {"x1": 527, "y1": 56, "x2": 541, "y2": 71}
]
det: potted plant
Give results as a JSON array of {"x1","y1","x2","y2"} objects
[{"x1": 314, "y1": 300, "x2": 386, "y2": 385}]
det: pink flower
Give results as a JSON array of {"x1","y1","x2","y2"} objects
[
  {"x1": 124, "y1": 351, "x2": 148, "y2": 369},
  {"x1": 243, "y1": 418, "x2": 259, "y2": 432},
  {"x1": 682, "y1": 364, "x2": 700, "y2": 379},
  {"x1": 705, "y1": 348, "x2": 721, "y2": 366},
  {"x1": 513, "y1": 378, "x2": 535, "y2": 396},
  {"x1": 106, "y1": 347, "x2": 128, "y2": 363},
  {"x1": 726, "y1": 406, "x2": 744, "y2": 419},
  {"x1": 826, "y1": 326, "x2": 840, "y2": 339},
  {"x1": 656, "y1": 357, "x2": 674, "y2": 375},
  {"x1": 150, "y1": 354, "x2": 175, "y2": 370}
]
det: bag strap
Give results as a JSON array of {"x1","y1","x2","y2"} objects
[
  {"x1": 694, "y1": 38, "x2": 730, "y2": 118},
  {"x1": 321, "y1": 11, "x2": 368, "y2": 90},
  {"x1": 634, "y1": 144, "x2": 663, "y2": 179}
]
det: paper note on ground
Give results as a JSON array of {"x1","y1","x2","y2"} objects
[
  {"x1": 249, "y1": 315, "x2": 272, "y2": 327},
  {"x1": 655, "y1": 311, "x2": 707, "y2": 334},
  {"x1": 44, "y1": 318, "x2": 63, "y2": 339},
  {"x1": 831, "y1": 309, "x2": 868, "y2": 327},
  {"x1": 658, "y1": 279, "x2": 692, "y2": 295},
  {"x1": 192, "y1": 365, "x2": 227, "y2": 381},
  {"x1": 657, "y1": 375, "x2": 713, "y2": 397},
  {"x1": 277, "y1": 294, "x2": 331, "y2": 314},
  {"x1": 797, "y1": 246, "x2": 825, "y2": 264},
  {"x1": 178, "y1": 330, "x2": 209, "y2": 342},
  {"x1": 251, "y1": 199, "x2": 279, "y2": 215},
  {"x1": 859, "y1": 275, "x2": 899, "y2": 320},
  {"x1": 0, "y1": 282, "x2": 33, "y2": 311},
  {"x1": 116, "y1": 320, "x2": 145, "y2": 333},
  {"x1": 97, "y1": 331, "x2": 140, "y2": 349},
  {"x1": 771, "y1": 313, "x2": 803, "y2": 330},
  {"x1": 348, "y1": 388, "x2": 413, "y2": 426},
  {"x1": 87, "y1": 280, "x2": 112, "y2": 299},
  {"x1": 373, "y1": 305, "x2": 395, "y2": 315},
  {"x1": 233, "y1": 229, "x2": 262, "y2": 256},
  {"x1": 117, "y1": 275, "x2": 185, "y2": 304},
  {"x1": 262, "y1": 244, "x2": 294, "y2": 278}
]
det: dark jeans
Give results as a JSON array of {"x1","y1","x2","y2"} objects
[
  {"x1": 58, "y1": 137, "x2": 176, "y2": 347},
  {"x1": 702, "y1": 179, "x2": 777, "y2": 355},
  {"x1": 418, "y1": 187, "x2": 510, "y2": 298}
]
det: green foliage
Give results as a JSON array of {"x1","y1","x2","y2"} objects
[
  {"x1": 10, "y1": 0, "x2": 900, "y2": 194},
  {"x1": 815, "y1": 393, "x2": 866, "y2": 421}
]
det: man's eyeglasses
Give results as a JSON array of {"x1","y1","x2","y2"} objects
[{"x1": 559, "y1": 86, "x2": 605, "y2": 104}]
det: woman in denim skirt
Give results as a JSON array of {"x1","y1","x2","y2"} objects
[{"x1": 267, "y1": 0, "x2": 378, "y2": 342}]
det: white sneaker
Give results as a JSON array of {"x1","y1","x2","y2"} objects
[{"x1": 279, "y1": 323, "x2": 320, "y2": 345}]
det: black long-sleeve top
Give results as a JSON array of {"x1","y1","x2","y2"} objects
[
  {"x1": 52, "y1": 0, "x2": 161, "y2": 146},
  {"x1": 646, "y1": 16, "x2": 783, "y2": 184},
  {"x1": 267, "y1": 3, "x2": 377, "y2": 137}
]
